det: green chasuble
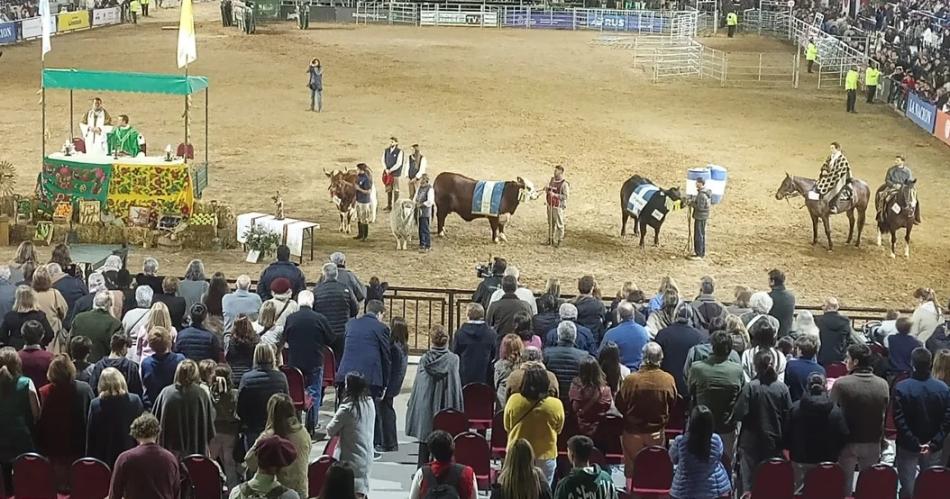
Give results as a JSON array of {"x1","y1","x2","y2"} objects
[{"x1": 107, "y1": 126, "x2": 141, "y2": 157}]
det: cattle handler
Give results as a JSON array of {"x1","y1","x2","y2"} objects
[
  {"x1": 352, "y1": 163, "x2": 375, "y2": 241},
  {"x1": 544, "y1": 165, "x2": 570, "y2": 248}
]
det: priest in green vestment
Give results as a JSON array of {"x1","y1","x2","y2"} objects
[{"x1": 107, "y1": 114, "x2": 146, "y2": 157}]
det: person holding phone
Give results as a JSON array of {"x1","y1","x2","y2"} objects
[{"x1": 308, "y1": 59, "x2": 323, "y2": 112}]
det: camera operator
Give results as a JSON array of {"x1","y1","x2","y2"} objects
[{"x1": 472, "y1": 257, "x2": 506, "y2": 310}]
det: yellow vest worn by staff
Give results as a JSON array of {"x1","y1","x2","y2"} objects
[
  {"x1": 845, "y1": 70, "x2": 859, "y2": 90},
  {"x1": 806, "y1": 43, "x2": 817, "y2": 61},
  {"x1": 727, "y1": 12, "x2": 738, "y2": 26},
  {"x1": 129, "y1": 0, "x2": 141, "y2": 12},
  {"x1": 865, "y1": 67, "x2": 880, "y2": 86},
  {"x1": 140, "y1": 0, "x2": 149, "y2": 5}
]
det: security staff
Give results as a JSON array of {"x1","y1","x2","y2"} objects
[
  {"x1": 806, "y1": 39, "x2": 818, "y2": 73},
  {"x1": 140, "y1": 0, "x2": 149, "y2": 17},
  {"x1": 845, "y1": 65, "x2": 859, "y2": 113},
  {"x1": 726, "y1": 11, "x2": 738, "y2": 38},
  {"x1": 865, "y1": 63, "x2": 881, "y2": 103}
]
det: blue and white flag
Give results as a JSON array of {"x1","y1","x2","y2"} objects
[
  {"x1": 472, "y1": 181, "x2": 506, "y2": 216},
  {"x1": 627, "y1": 183, "x2": 659, "y2": 217}
]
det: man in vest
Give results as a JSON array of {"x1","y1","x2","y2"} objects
[
  {"x1": 845, "y1": 65, "x2": 859, "y2": 113},
  {"x1": 544, "y1": 165, "x2": 570, "y2": 248},
  {"x1": 806, "y1": 39, "x2": 817, "y2": 73},
  {"x1": 406, "y1": 144, "x2": 427, "y2": 200},
  {"x1": 129, "y1": 0, "x2": 141, "y2": 24},
  {"x1": 352, "y1": 163, "x2": 374, "y2": 241},
  {"x1": 415, "y1": 174, "x2": 435, "y2": 252},
  {"x1": 381, "y1": 136, "x2": 403, "y2": 211},
  {"x1": 865, "y1": 62, "x2": 881, "y2": 103},
  {"x1": 726, "y1": 11, "x2": 738, "y2": 38}
]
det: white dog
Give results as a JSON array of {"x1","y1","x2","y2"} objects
[{"x1": 390, "y1": 198, "x2": 416, "y2": 250}]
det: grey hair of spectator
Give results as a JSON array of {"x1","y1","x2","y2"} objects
[
  {"x1": 559, "y1": 302, "x2": 578, "y2": 320},
  {"x1": 102, "y1": 255, "x2": 122, "y2": 273},
  {"x1": 617, "y1": 302, "x2": 635, "y2": 322},
  {"x1": 366, "y1": 299, "x2": 385, "y2": 316},
  {"x1": 143, "y1": 257, "x2": 159, "y2": 275},
  {"x1": 823, "y1": 296, "x2": 840, "y2": 312},
  {"x1": 642, "y1": 342, "x2": 663, "y2": 367},
  {"x1": 523, "y1": 346, "x2": 542, "y2": 362},
  {"x1": 330, "y1": 252, "x2": 346, "y2": 266},
  {"x1": 236, "y1": 275, "x2": 252, "y2": 291},
  {"x1": 749, "y1": 291, "x2": 774, "y2": 314},
  {"x1": 700, "y1": 276, "x2": 715, "y2": 294},
  {"x1": 184, "y1": 259, "x2": 206, "y2": 281},
  {"x1": 504, "y1": 265, "x2": 520, "y2": 281},
  {"x1": 467, "y1": 302, "x2": 485, "y2": 321},
  {"x1": 0, "y1": 265, "x2": 10, "y2": 281},
  {"x1": 87, "y1": 272, "x2": 106, "y2": 294},
  {"x1": 46, "y1": 262, "x2": 63, "y2": 276},
  {"x1": 297, "y1": 290, "x2": 315, "y2": 308},
  {"x1": 322, "y1": 262, "x2": 339, "y2": 281},
  {"x1": 557, "y1": 320, "x2": 577, "y2": 344},
  {"x1": 135, "y1": 285, "x2": 154, "y2": 308},
  {"x1": 93, "y1": 290, "x2": 113, "y2": 311}
]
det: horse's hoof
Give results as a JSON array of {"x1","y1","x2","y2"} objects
[{"x1": 889, "y1": 253, "x2": 896, "y2": 259}]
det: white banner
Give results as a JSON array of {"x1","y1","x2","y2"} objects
[
  {"x1": 420, "y1": 10, "x2": 498, "y2": 27},
  {"x1": 20, "y1": 15, "x2": 57, "y2": 40},
  {"x1": 92, "y1": 7, "x2": 120, "y2": 26}
]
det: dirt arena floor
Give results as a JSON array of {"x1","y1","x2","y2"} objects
[{"x1": 1, "y1": 4, "x2": 949, "y2": 309}]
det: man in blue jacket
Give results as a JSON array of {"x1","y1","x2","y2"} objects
[
  {"x1": 256, "y1": 245, "x2": 306, "y2": 301},
  {"x1": 173, "y1": 304, "x2": 221, "y2": 362},
  {"x1": 893, "y1": 347, "x2": 950, "y2": 497},
  {"x1": 601, "y1": 302, "x2": 650, "y2": 371},
  {"x1": 545, "y1": 303, "x2": 596, "y2": 356},
  {"x1": 284, "y1": 290, "x2": 334, "y2": 431}
]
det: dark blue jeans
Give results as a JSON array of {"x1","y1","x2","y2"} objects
[
  {"x1": 419, "y1": 216, "x2": 431, "y2": 249},
  {"x1": 305, "y1": 365, "x2": 324, "y2": 430},
  {"x1": 694, "y1": 219, "x2": 706, "y2": 257}
]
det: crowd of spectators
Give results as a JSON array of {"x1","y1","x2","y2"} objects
[{"x1": 1, "y1": 241, "x2": 949, "y2": 498}]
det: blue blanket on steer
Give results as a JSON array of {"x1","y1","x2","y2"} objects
[
  {"x1": 472, "y1": 181, "x2": 506, "y2": 216},
  {"x1": 627, "y1": 183, "x2": 660, "y2": 217}
]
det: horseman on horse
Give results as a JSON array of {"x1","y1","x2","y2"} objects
[
  {"x1": 875, "y1": 154, "x2": 920, "y2": 224},
  {"x1": 815, "y1": 142, "x2": 853, "y2": 213}
]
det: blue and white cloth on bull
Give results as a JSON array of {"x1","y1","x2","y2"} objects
[
  {"x1": 627, "y1": 183, "x2": 659, "y2": 217},
  {"x1": 472, "y1": 180, "x2": 506, "y2": 216}
]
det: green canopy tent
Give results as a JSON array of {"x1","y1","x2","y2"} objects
[{"x1": 41, "y1": 68, "x2": 210, "y2": 195}]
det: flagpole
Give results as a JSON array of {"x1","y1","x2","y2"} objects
[
  {"x1": 184, "y1": 65, "x2": 189, "y2": 165},
  {"x1": 41, "y1": 60, "x2": 46, "y2": 164}
]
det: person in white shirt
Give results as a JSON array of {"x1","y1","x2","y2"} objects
[
  {"x1": 79, "y1": 97, "x2": 112, "y2": 155},
  {"x1": 415, "y1": 174, "x2": 435, "y2": 252},
  {"x1": 406, "y1": 144, "x2": 428, "y2": 200},
  {"x1": 488, "y1": 266, "x2": 537, "y2": 315}
]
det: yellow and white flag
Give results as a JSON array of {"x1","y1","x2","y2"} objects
[
  {"x1": 177, "y1": 0, "x2": 197, "y2": 68},
  {"x1": 39, "y1": 0, "x2": 51, "y2": 59}
]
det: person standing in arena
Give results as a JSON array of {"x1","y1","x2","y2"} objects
[
  {"x1": 805, "y1": 39, "x2": 817, "y2": 73},
  {"x1": 308, "y1": 59, "x2": 323, "y2": 112},
  {"x1": 865, "y1": 62, "x2": 881, "y2": 103},
  {"x1": 352, "y1": 163, "x2": 374, "y2": 241},
  {"x1": 406, "y1": 144, "x2": 427, "y2": 200},
  {"x1": 544, "y1": 165, "x2": 570, "y2": 248},
  {"x1": 140, "y1": 0, "x2": 149, "y2": 17},
  {"x1": 687, "y1": 177, "x2": 711, "y2": 260},
  {"x1": 381, "y1": 137, "x2": 403, "y2": 211},
  {"x1": 846, "y1": 65, "x2": 859, "y2": 113},
  {"x1": 415, "y1": 174, "x2": 435, "y2": 252},
  {"x1": 726, "y1": 10, "x2": 738, "y2": 38}
]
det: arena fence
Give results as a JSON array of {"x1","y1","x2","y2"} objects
[{"x1": 0, "y1": 7, "x2": 121, "y2": 47}]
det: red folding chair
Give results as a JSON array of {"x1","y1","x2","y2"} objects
[
  {"x1": 72, "y1": 138, "x2": 86, "y2": 153},
  {"x1": 592, "y1": 413, "x2": 625, "y2": 465},
  {"x1": 884, "y1": 401, "x2": 897, "y2": 440},
  {"x1": 433, "y1": 408, "x2": 469, "y2": 437},
  {"x1": 853, "y1": 463, "x2": 898, "y2": 499},
  {"x1": 801, "y1": 462, "x2": 845, "y2": 499},
  {"x1": 462, "y1": 383, "x2": 494, "y2": 431},
  {"x1": 12, "y1": 452, "x2": 56, "y2": 499},
  {"x1": 177, "y1": 143, "x2": 195, "y2": 159},
  {"x1": 280, "y1": 365, "x2": 313, "y2": 413},
  {"x1": 664, "y1": 395, "x2": 688, "y2": 443},
  {"x1": 454, "y1": 431, "x2": 492, "y2": 491},
  {"x1": 308, "y1": 455, "x2": 336, "y2": 498},
  {"x1": 323, "y1": 436, "x2": 340, "y2": 457},
  {"x1": 913, "y1": 466, "x2": 950, "y2": 499},
  {"x1": 182, "y1": 454, "x2": 226, "y2": 499},
  {"x1": 323, "y1": 345, "x2": 337, "y2": 405},
  {"x1": 741, "y1": 458, "x2": 793, "y2": 499},
  {"x1": 557, "y1": 413, "x2": 580, "y2": 457},
  {"x1": 629, "y1": 445, "x2": 673, "y2": 498},
  {"x1": 826, "y1": 362, "x2": 849, "y2": 379},
  {"x1": 490, "y1": 411, "x2": 507, "y2": 460},
  {"x1": 69, "y1": 457, "x2": 112, "y2": 499}
]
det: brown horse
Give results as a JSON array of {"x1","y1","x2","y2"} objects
[
  {"x1": 876, "y1": 180, "x2": 918, "y2": 258},
  {"x1": 775, "y1": 174, "x2": 870, "y2": 250}
]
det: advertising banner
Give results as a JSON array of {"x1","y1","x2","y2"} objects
[
  {"x1": 420, "y1": 10, "x2": 498, "y2": 27},
  {"x1": 0, "y1": 22, "x2": 16, "y2": 44},
  {"x1": 21, "y1": 16, "x2": 57, "y2": 39},
  {"x1": 933, "y1": 110, "x2": 950, "y2": 148},
  {"x1": 585, "y1": 11, "x2": 666, "y2": 32},
  {"x1": 905, "y1": 92, "x2": 937, "y2": 134},
  {"x1": 92, "y1": 7, "x2": 120, "y2": 26},
  {"x1": 57, "y1": 10, "x2": 90, "y2": 33},
  {"x1": 502, "y1": 8, "x2": 575, "y2": 29}
]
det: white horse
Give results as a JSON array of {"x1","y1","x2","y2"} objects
[{"x1": 390, "y1": 198, "x2": 416, "y2": 250}]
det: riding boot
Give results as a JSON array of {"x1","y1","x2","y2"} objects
[
  {"x1": 384, "y1": 192, "x2": 392, "y2": 211},
  {"x1": 361, "y1": 223, "x2": 369, "y2": 241},
  {"x1": 352, "y1": 225, "x2": 362, "y2": 240}
]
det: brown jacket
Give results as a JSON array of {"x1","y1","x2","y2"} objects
[
  {"x1": 506, "y1": 362, "x2": 559, "y2": 400},
  {"x1": 615, "y1": 365, "x2": 678, "y2": 434}
]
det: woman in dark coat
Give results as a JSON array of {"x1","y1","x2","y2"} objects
[
  {"x1": 36, "y1": 354, "x2": 94, "y2": 490},
  {"x1": 225, "y1": 315, "x2": 258, "y2": 386},
  {"x1": 237, "y1": 343, "x2": 289, "y2": 449},
  {"x1": 203, "y1": 272, "x2": 230, "y2": 320},
  {"x1": 782, "y1": 372, "x2": 849, "y2": 490},
  {"x1": 378, "y1": 317, "x2": 409, "y2": 452},
  {"x1": 0, "y1": 347, "x2": 40, "y2": 492},
  {"x1": 86, "y1": 367, "x2": 145, "y2": 467},
  {"x1": 153, "y1": 359, "x2": 216, "y2": 457},
  {"x1": 0, "y1": 286, "x2": 54, "y2": 350}
]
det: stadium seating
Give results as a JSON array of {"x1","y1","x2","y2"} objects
[
  {"x1": 462, "y1": 383, "x2": 495, "y2": 431},
  {"x1": 742, "y1": 458, "x2": 794, "y2": 499},
  {"x1": 628, "y1": 445, "x2": 673, "y2": 498},
  {"x1": 489, "y1": 411, "x2": 507, "y2": 460},
  {"x1": 12, "y1": 453, "x2": 56, "y2": 499},
  {"x1": 913, "y1": 466, "x2": 950, "y2": 499},
  {"x1": 308, "y1": 455, "x2": 336, "y2": 497},
  {"x1": 825, "y1": 362, "x2": 849, "y2": 378},
  {"x1": 69, "y1": 458, "x2": 112, "y2": 499},
  {"x1": 664, "y1": 395, "x2": 688, "y2": 443},
  {"x1": 182, "y1": 454, "x2": 226, "y2": 499},
  {"x1": 453, "y1": 431, "x2": 492, "y2": 491},
  {"x1": 280, "y1": 365, "x2": 313, "y2": 413},
  {"x1": 853, "y1": 463, "x2": 898, "y2": 499},
  {"x1": 800, "y1": 462, "x2": 845, "y2": 499},
  {"x1": 592, "y1": 414, "x2": 624, "y2": 465},
  {"x1": 433, "y1": 408, "x2": 469, "y2": 438}
]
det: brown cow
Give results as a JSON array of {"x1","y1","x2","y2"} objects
[
  {"x1": 434, "y1": 172, "x2": 539, "y2": 243},
  {"x1": 324, "y1": 168, "x2": 357, "y2": 234}
]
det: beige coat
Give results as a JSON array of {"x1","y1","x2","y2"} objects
[
  {"x1": 35, "y1": 289, "x2": 67, "y2": 333},
  {"x1": 245, "y1": 421, "x2": 312, "y2": 498}
]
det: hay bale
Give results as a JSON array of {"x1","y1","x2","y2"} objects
[
  {"x1": 180, "y1": 224, "x2": 218, "y2": 250},
  {"x1": 127, "y1": 227, "x2": 155, "y2": 248}
]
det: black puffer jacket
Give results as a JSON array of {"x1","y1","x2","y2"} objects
[
  {"x1": 313, "y1": 280, "x2": 358, "y2": 339},
  {"x1": 174, "y1": 326, "x2": 222, "y2": 362},
  {"x1": 543, "y1": 342, "x2": 591, "y2": 397},
  {"x1": 573, "y1": 296, "x2": 606, "y2": 343},
  {"x1": 783, "y1": 392, "x2": 850, "y2": 464},
  {"x1": 237, "y1": 367, "x2": 289, "y2": 433}
]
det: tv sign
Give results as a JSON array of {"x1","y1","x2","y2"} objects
[
  {"x1": 0, "y1": 22, "x2": 16, "y2": 44},
  {"x1": 906, "y1": 92, "x2": 937, "y2": 134}
]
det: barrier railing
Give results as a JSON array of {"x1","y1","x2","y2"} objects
[{"x1": 0, "y1": 7, "x2": 121, "y2": 47}]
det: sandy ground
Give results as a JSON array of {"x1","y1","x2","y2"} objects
[{"x1": 1, "y1": 5, "x2": 949, "y2": 309}]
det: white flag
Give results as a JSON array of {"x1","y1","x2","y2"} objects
[
  {"x1": 39, "y1": 0, "x2": 51, "y2": 59},
  {"x1": 177, "y1": 0, "x2": 197, "y2": 68}
]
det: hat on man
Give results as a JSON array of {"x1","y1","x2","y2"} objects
[
  {"x1": 270, "y1": 277, "x2": 292, "y2": 295},
  {"x1": 256, "y1": 436, "x2": 298, "y2": 469}
]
